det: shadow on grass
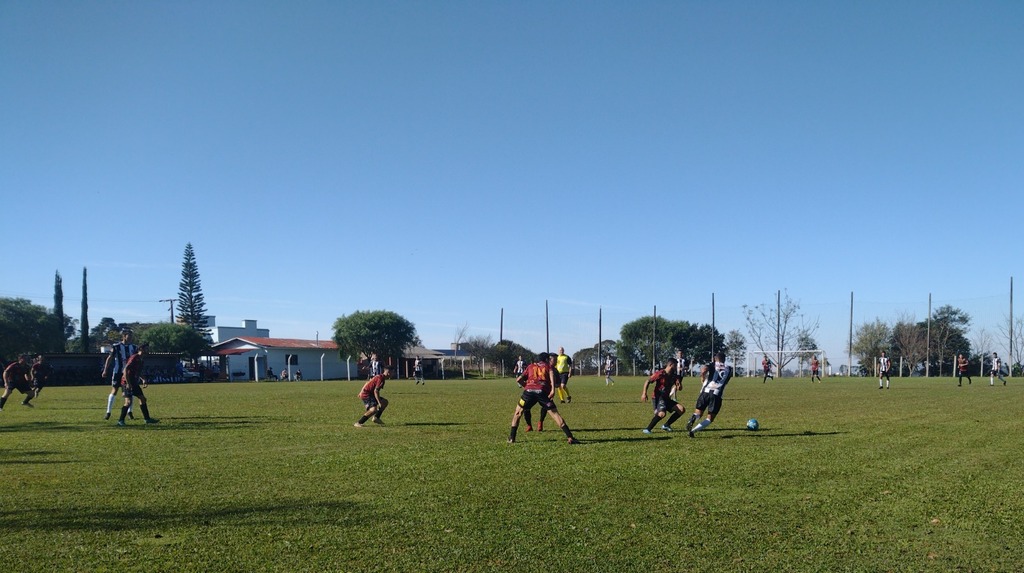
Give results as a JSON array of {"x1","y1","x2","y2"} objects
[
  {"x1": 0, "y1": 450, "x2": 75, "y2": 465},
  {"x1": 718, "y1": 429, "x2": 844, "y2": 439},
  {"x1": 119, "y1": 416, "x2": 272, "y2": 430},
  {"x1": 0, "y1": 499, "x2": 361, "y2": 532},
  {"x1": 0, "y1": 421, "x2": 94, "y2": 434},
  {"x1": 578, "y1": 435, "x2": 673, "y2": 444},
  {"x1": 401, "y1": 422, "x2": 467, "y2": 427}
]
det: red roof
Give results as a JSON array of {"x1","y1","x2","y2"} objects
[{"x1": 214, "y1": 337, "x2": 338, "y2": 351}]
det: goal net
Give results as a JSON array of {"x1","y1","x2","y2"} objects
[{"x1": 744, "y1": 350, "x2": 829, "y2": 378}]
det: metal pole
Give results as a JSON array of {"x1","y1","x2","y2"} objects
[
  {"x1": 926, "y1": 294, "x2": 932, "y2": 377},
  {"x1": 652, "y1": 305, "x2": 657, "y2": 372},
  {"x1": 545, "y1": 300, "x2": 550, "y2": 353},
  {"x1": 849, "y1": 291, "x2": 853, "y2": 380}
]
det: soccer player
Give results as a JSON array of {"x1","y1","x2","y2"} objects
[
  {"x1": 29, "y1": 354, "x2": 52, "y2": 403},
  {"x1": 956, "y1": 354, "x2": 971, "y2": 386},
  {"x1": 1, "y1": 355, "x2": 34, "y2": 410},
  {"x1": 761, "y1": 354, "x2": 774, "y2": 383},
  {"x1": 554, "y1": 347, "x2": 573, "y2": 403},
  {"x1": 641, "y1": 358, "x2": 686, "y2": 433},
  {"x1": 810, "y1": 355, "x2": 822, "y2": 383},
  {"x1": 878, "y1": 350, "x2": 891, "y2": 389},
  {"x1": 102, "y1": 330, "x2": 137, "y2": 420},
  {"x1": 604, "y1": 355, "x2": 615, "y2": 385},
  {"x1": 116, "y1": 344, "x2": 159, "y2": 426},
  {"x1": 508, "y1": 353, "x2": 579, "y2": 444},
  {"x1": 355, "y1": 366, "x2": 390, "y2": 427},
  {"x1": 369, "y1": 353, "x2": 381, "y2": 379},
  {"x1": 686, "y1": 352, "x2": 733, "y2": 438},
  {"x1": 514, "y1": 355, "x2": 525, "y2": 377},
  {"x1": 413, "y1": 357, "x2": 424, "y2": 385},
  {"x1": 990, "y1": 352, "x2": 1007, "y2": 386}
]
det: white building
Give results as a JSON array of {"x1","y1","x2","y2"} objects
[
  {"x1": 211, "y1": 336, "x2": 357, "y2": 381},
  {"x1": 207, "y1": 317, "x2": 269, "y2": 344}
]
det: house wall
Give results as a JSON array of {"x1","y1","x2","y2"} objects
[
  {"x1": 213, "y1": 319, "x2": 270, "y2": 344},
  {"x1": 221, "y1": 349, "x2": 356, "y2": 381}
]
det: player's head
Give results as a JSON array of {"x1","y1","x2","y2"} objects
[
  {"x1": 558, "y1": 346, "x2": 565, "y2": 355},
  {"x1": 138, "y1": 343, "x2": 149, "y2": 354},
  {"x1": 121, "y1": 329, "x2": 133, "y2": 342},
  {"x1": 666, "y1": 358, "x2": 678, "y2": 370},
  {"x1": 714, "y1": 351, "x2": 725, "y2": 362},
  {"x1": 880, "y1": 350, "x2": 886, "y2": 356},
  {"x1": 537, "y1": 352, "x2": 549, "y2": 363},
  {"x1": 382, "y1": 366, "x2": 391, "y2": 376}
]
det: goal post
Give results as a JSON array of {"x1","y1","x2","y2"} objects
[{"x1": 744, "y1": 349, "x2": 829, "y2": 378}]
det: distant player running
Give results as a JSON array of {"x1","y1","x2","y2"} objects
[
  {"x1": 761, "y1": 354, "x2": 774, "y2": 383},
  {"x1": 956, "y1": 354, "x2": 971, "y2": 386},
  {"x1": 1, "y1": 355, "x2": 34, "y2": 410},
  {"x1": 990, "y1": 352, "x2": 1007, "y2": 386},
  {"x1": 878, "y1": 351, "x2": 891, "y2": 389}
]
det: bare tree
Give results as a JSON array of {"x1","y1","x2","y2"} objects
[
  {"x1": 891, "y1": 313, "x2": 926, "y2": 376},
  {"x1": 743, "y1": 290, "x2": 816, "y2": 371},
  {"x1": 453, "y1": 322, "x2": 470, "y2": 357},
  {"x1": 997, "y1": 315, "x2": 1024, "y2": 369},
  {"x1": 970, "y1": 327, "x2": 995, "y2": 376}
]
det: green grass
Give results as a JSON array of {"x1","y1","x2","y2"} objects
[{"x1": 2, "y1": 375, "x2": 1022, "y2": 572}]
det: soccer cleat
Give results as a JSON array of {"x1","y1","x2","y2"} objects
[
  {"x1": 372, "y1": 418, "x2": 384, "y2": 425},
  {"x1": 688, "y1": 429, "x2": 695, "y2": 438},
  {"x1": 642, "y1": 429, "x2": 652, "y2": 434},
  {"x1": 104, "y1": 412, "x2": 111, "y2": 420},
  {"x1": 566, "y1": 396, "x2": 571, "y2": 403},
  {"x1": 507, "y1": 438, "x2": 515, "y2": 444},
  {"x1": 685, "y1": 418, "x2": 694, "y2": 432},
  {"x1": 128, "y1": 411, "x2": 135, "y2": 420},
  {"x1": 525, "y1": 425, "x2": 533, "y2": 432},
  {"x1": 567, "y1": 437, "x2": 580, "y2": 445},
  {"x1": 353, "y1": 422, "x2": 364, "y2": 428},
  {"x1": 145, "y1": 418, "x2": 159, "y2": 425},
  {"x1": 537, "y1": 422, "x2": 543, "y2": 432},
  {"x1": 660, "y1": 425, "x2": 673, "y2": 432},
  {"x1": 21, "y1": 402, "x2": 33, "y2": 407},
  {"x1": 116, "y1": 420, "x2": 126, "y2": 427}
]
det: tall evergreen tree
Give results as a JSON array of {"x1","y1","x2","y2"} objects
[
  {"x1": 53, "y1": 270, "x2": 66, "y2": 353},
  {"x1": 177, "y1": 243, "x2": 209, "y2": 336},
  {"x1": 80, "y1": 267, "x2": 90, "y2": 353}
]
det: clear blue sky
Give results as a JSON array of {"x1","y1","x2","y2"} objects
[{"x1": 3, "y1": 1, "x2": 1022, "y2": 365}]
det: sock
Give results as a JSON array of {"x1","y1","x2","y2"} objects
[
  {"x1": 357, "y1": 414, "x2": 370, "y2": 424},
  {"x1": 560, "y1": 422, "x2": 574, "y2": 440},
  {"x1": 119, "y1": 406, "x2": 129, "y2": 422},
  {"x1": 509, "y1": 426, "x2": 518, "y2": 441},
  {"x1": 540, "y1": 409, "x2": 548, "y2": 423},
  {"x1": 106, "y1": 393, "x2": 116, "y2": 414},
  {"x1": 687, "y1": 414, "x2": 698, "y2": 426},
  {"x1": 665, "y1": 411, "x2": 683, "y2": 427},
  {"x1": 692, "y1": 419, "x2": 712, "y2": 433},
  {"x1": 0, "y1": 396, "x2": 7, "y2": 409},
  {"x1": 646, "y1": 414, "x2": 662, "y2": 431},
  {"x1": 523, "y1": 409, "x2": 533, "y2": 428},
  {"x1": 141, "y1": 404, "x2": 151, "y2": 420}
]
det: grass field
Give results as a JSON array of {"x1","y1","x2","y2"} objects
[{"x1": 1, "y1": 374, "x2": 1022, "y2": 572}]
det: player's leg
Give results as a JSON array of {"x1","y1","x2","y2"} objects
[
  {"x1": 509, "y1": 403, "x2": 526, "y2": 443},
  {"x1": 0, "y1": 387, "x2": 12, "y2": 409},
  {"x1": 545, "y1": 408, "x2": 578, "y2": 443},
  {"x1": 663, "y1": 403, "x2": 685, "y2": 429},
  {"x1": 644, "y1": 405, "x2": 666, "y2": 433}
]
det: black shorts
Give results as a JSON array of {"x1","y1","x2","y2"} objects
[
  {"x1": 4, "y1": 379, "x2": 32, "y2": 394},
  {"x1": 362, "y1": 397, "x2": 380, "y2": 410},
  {"x1": 122, "y1": 382, "x2": 145, "y2": 400},
  {"x1": 519, "y1": 390, "x2": 557, "y2": 412},
  {"x1": 110, "y1": 372, "x2": 124, "y2": 389},
  {"x1": 652, "y1": 395, "x2": 679, "y2": 413},
  {"x1": 557, "y1": 373, "x2": 570, "y2": 387},
  {"x1": 694, "y1": 392, "x2": 723, "y2": 415}
]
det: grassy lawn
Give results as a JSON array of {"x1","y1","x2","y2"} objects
[{"x1": 1, "y1": 375, "x2": 1021, "y2": 572}]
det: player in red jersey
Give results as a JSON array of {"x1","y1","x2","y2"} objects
[
  {"x1": 355, "y1": 367, "x2": 390, "y2": 427},
  {"x1": 508, "y1": 353, "x2": 579, "y2": 444},
  {"x1": 810, "y1": 355, "x2": 822, "y2": 382},
  {"x1": 117, "y1": 344, "x2": 159, "y2": 426},
  {"x1": 761, "y1": 354, "x2": 774, "y2": 383},
  {"x1": 1, "y1": 355, "x2": 34, "y2": 411},
  {"x1": 641, "y1": 358, "x2": 686, "y2": 433}
]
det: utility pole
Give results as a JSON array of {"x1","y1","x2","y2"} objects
[{"x1": 159, "y1": 299, "x2": 175, "y2": 323}]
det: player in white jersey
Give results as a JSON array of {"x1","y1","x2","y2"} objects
[
  {"x1": 686, "y1": 352, "x2": 733, "y2": 438},
  {"x1": 878, "y1": 350, "x2": 891, "y2": 389},
  {"x1": 990, "y1": 352, "x2": 1007, "y2": 386},
  {"x1": 102, "y1": 331, "x2": 136, "y2": 420}
]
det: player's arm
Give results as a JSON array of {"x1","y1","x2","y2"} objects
[
  {"x1": 101, "y1": 352, "x2": 114, "y2": 378},
  {"x1": 641, "y1": 375, "x2": 653, "y2": 401},
  {"x1": 547, "y1": 369, "x2": 557, "y2": 398},
  {"x1": 567, "y1": 357, "x2": 574, "y2": 378}
]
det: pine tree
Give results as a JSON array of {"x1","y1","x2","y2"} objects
[
  {"x1": 80, "y1": 267, "x2": 90, "y2": 353},
  {"x1": 53, "y1": 270, "x2": 66, "y2": 353},
  {"x1": 177, "y1": 243, "x2": 209, "y2": 336}
]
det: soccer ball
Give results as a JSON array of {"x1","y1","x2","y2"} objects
[{"x1": 746, "y1": 418, "x2": 760, "y2": 431}]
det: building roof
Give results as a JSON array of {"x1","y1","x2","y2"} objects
[{"x1": 211, "y1": 337, "x2": 338, "y2": 355}]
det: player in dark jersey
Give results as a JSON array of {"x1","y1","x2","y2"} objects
[
  {"x1": 686, "y1": 352, "x2": 733, "y2": 438},
  {"x1": 116, "y1": 344, "x2": 159, "y2": 426},
  {"x1": 508, "y1": 353, "x2": 579, "y2": 444},
  {"x1": 956, "y1": 353, "x2": 971, "y2": 386},
  {"x1": 28, "y1": 354, "x2": 52, "y2": 404},
  {"x1": 1, "y1": 355, "x2": 34, "y2": 410},
  {"x1": 761, "y1": 355, "x2": 774, "y2": 383},
  {"x1": 355, "y1": 367, "x2": 390, "y2": 427},
  {"x1": 103, "y1": 330, "x2": 137, "y2": 420},
  {"x1": 810, "y1": 355, "x2": 822, "y2": 382},
  {"x1": 641, "y1": 358, "x2": 686, "y2": 434}
]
